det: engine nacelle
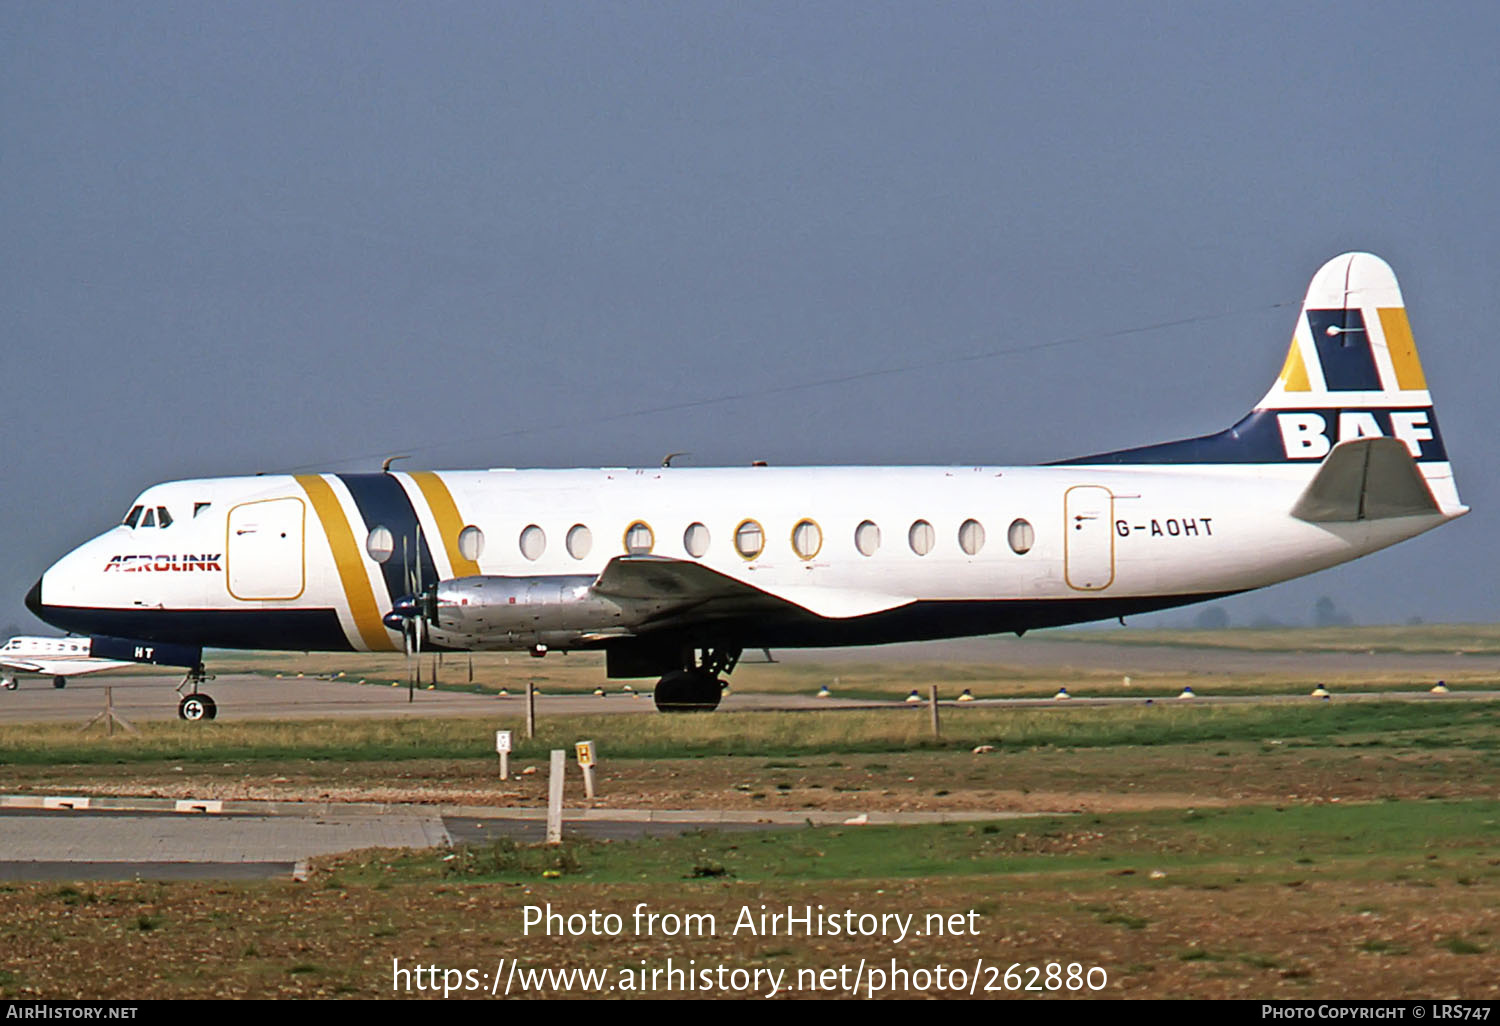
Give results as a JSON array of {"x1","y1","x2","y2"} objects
[{"x1": 430, "y1": 575, "x2": 632, "y2": 638}]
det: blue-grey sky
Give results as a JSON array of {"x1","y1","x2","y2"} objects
[{"x1": 3, "y1": 2, "x2": 1497, "y2": 633}]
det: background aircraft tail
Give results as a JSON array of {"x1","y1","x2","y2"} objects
[{"x1": 1056, "y1": 252, "x2": 1465, "y2": 517}]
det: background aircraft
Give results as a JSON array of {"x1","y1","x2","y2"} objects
[{"x1": 0, "y1": 635, "x2": 131, "y2": 690}]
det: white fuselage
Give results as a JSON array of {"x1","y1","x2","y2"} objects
[{"x1": 28, "y1": 463, "x2": 1452, "y2": 656}]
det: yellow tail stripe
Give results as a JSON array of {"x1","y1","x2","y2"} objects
[
  {"x1": 1279, "y1": 340, "x2": 1311, "y2": 391},
  {"x1": 410, "y1": 471, "x2": 482, "y2": 578},
  {"x1": 294, "y1": 474, "x2": 396, "y2": 651},
  {"x1": 1378, "y1": 307, "x2": 1427, "y2": 390}
]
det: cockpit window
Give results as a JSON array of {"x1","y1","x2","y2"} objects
[
  {"x1": 141, "y1": 508, "x2": 156, "y2": 528},
  {"x1": 157, "y1": 506, "x2": 173, "y2": 528},
  {"x1": 124, "y1": 506, "x2": 144, "y2": 528},
  {"x1": 193, "y1": 502, "x2": 211, "y2": 518}
]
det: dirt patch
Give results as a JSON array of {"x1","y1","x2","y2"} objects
[{"x1": 8, "y1": 740, "x2": 1494, "y2": 815}]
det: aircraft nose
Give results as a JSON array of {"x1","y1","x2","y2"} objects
[{"x1": 25, "y1": 577, "x2": 43, "y2": 618}]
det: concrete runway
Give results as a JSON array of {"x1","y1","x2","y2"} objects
[
  {"x1": 0, "y1": 800, "x2": 1037, "y2": 881},
  {"x1": 0, "y1": 806, "x2": 446, "y2": 880},
  {"x1": 0, "y1": 671, "x2": 892, "y2": 724},
  {"x1": 1, "y1": 667, "x2": 1494, "y2": 724}
]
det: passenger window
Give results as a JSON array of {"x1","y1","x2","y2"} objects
[
  {"x1": 141, "y1": 508, "x2": 156, "y2": 528},
  {"x1": 854, "y1": 520, "x2": 881, "y2": 556},
  {"x1": 958, "y1": 518, "x2": 985, "y2": 555},
  {"x1": 157, "y1": 506, "x2": 173, "y2": 528},
  {"x1": 624, "y1": 521, "x2": 654, "y2": 555},
  {"x1": 458, "y1": 525, "x2": 485, "y2": 561},
  {"x1": 519, "y1": 525, "x2": 546, "y2": 561},
  {"x1": 683, "y1": 522, "x2": 710, "y2": 558},
  {"x1": 366, "y1": 525, "x2": 395, "y2": 564},
  {"x1": 124, "y1": 506, "x2": 144, "y2": 528},
  {"x1": 566, "y1": 524, "x2": 593, "y2": 559},
  {"x1": 791, "y1": 519, "x2": 822, "y2": 560},
  {"x1": 908, "y1": 519, "x2": 935, "y2": 556},
  {"x1": 1007, "y1": 518, "x2": 1035, "y2": 555},
  {"x1": 734, "y1": 519, "x2": 764, "y2": 560}
]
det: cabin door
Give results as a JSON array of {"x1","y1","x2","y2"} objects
[
  {"x1": 226, "y1": 497, "x2": 306, "y2": 600},
  {"x1": 1064, "y1": 485, "x2": 1115, "y2": 591}
]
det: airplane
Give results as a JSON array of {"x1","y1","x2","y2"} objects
[
  {"x1": 24, "y1": 253, "x2": 1466, "y2": 719},
  {"x1": 0, "y1": 635, "x2": 133, "y2": 690}
]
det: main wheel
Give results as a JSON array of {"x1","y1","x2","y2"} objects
[
  {"x1": 178, "y1": 694, "x2": 218, "y2": 721},
  {"x1": 653, "y1": 669, "x2": 724, "y2": 712},
  {"x1": 52, "y1": 676, "x2": 67, "y2": 689},
  {"x1": 1, "y1": 677, "x2": 16, "y2": 691}
]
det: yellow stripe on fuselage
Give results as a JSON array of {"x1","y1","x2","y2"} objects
[
  {"x1": 410, "y1": 471, "x2": 482, "y2": 578},
  {"x1": 294, "y1": 474, "x2": 397, "y2": 651}
]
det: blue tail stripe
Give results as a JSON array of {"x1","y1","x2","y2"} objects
[
  {"x1": 1053, "y1": 407, "x2": 1447, "y2": 465},
  {"x1": 1306, "y1": 309, "x2": 1383, "y2": 391}
]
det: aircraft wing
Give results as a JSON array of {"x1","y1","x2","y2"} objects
[
  {"x1": 592, "y1": 555, "x2": 913, "y2": 621},
  {"x1": 0, "y1": 658, "x2": 45, "y2": 674},
  {"x1": 0, "y1": 658, "x2": 131, "y2": 677}
]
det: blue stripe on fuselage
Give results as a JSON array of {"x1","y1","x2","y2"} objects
[{"x1": 335, "y1": 474, "x2": 439, "y2": 605}]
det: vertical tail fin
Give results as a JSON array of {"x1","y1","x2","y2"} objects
[
  {"x1": 1058, "y1": 252, "x2": 1465, "y2": 516},
  {"x1": 1259, "y1": 252, "x2": 1429, "y2": 410}
]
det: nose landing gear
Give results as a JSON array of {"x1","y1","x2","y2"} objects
[{"x1": 176, "y1": 664, "x2": 217, "y2": 721}]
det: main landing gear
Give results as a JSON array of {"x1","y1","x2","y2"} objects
[
  {"x1": 176, "y1": 663, "x2": 217, "y2": 722},
  {"x1": 653, "y1": 647, "x2": 741, "y2": 713},
  {"x1": 52, "y1": 676, "x2": 67, "y2": 689}
]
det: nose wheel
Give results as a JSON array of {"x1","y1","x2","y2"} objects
[
  {"x1": 175, "y1": 663, "x2": 217, "y2": 721},
  {"x1": 178, "y1": 693, "x2": 217, "y2": 721}
]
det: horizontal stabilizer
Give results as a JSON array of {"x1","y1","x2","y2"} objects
[{"x1": 1291, "y1": 437, "x2": 1441, "y2": 523}]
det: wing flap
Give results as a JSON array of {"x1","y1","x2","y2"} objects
[{"x1": 1291, "y1": 437, "x2": 1442, "y2": 522}]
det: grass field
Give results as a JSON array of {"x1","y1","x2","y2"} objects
[
  {"x1": 2, "y1": 697, "x2": 1496, "y2": 766},
  {"x1": 1059, "y1": 623, "x2": 1500, "y2": 655}
]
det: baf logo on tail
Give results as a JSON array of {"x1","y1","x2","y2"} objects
[
  {"x1": 1276, "y1": 408, "x2": 1436, "y2": 460},
  {"x1": 1262, "y1": 259, "x2": 1447, "y2": 464},
  {"x1": 1266, "y1": 291, "x2": 1443, "y2": 461},
  {"x1": 1061, "y1": 253, "x2": 1453, "y2": 485}
]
